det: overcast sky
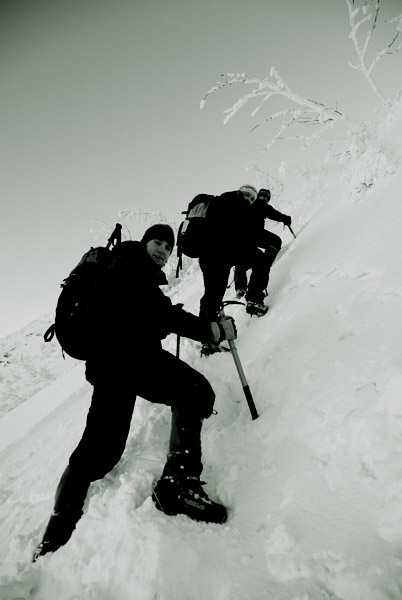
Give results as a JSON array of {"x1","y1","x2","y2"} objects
[{"x1": 1, "y1": 0, "x2": 401, "y2": 337}]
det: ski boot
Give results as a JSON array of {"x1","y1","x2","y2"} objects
[
  {"x1": 246, "y1": 301, "x2": 269, "y2": 317},
  {"x1": 235, "y1": 288, "x2": 246, "y2": 299},
  {"x1": 200, "y1": 341, "x2": 221, "y2": 356},
  {"x1": 152, "y1": 474, "x2": 227, "y2": 524}
]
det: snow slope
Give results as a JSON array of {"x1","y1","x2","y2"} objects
[
  {"x1": 0, "y1": 316, "x2": 78, "y2": 418},
  {"x1": 1, "y1": 120, "x2": 402, "y2": 598}
]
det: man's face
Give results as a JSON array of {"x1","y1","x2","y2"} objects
[
  {"x1": 241, "y1": 190, "x2": 256, "y2": 204},
  {"x1": 146, "y1": 239, "x2": 172, "y2": 267},
  {"x1": 257, "y1": 190, "x2": 271, "y2": 204}
]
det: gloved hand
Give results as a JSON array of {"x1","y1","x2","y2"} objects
[
  {"x1": 218, "y1": 315, "x2": 237, "y2": 341},
  {"x1": 282, "y1": 215, "x2": 292, "y2": 227}
]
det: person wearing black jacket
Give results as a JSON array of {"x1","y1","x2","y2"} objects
[
  {"x1": 198, "y1": 184, "x2": 257, "y2": 355},
  {"x1": 34, "y1": 224, "x2": 235, "y2": 560},
  {"x1": 234, "y1": 188, "x2": 291, "y2": 316}
]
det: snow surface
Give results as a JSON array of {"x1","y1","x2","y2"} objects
[
  {"x1": 1, "y1": 109, "x2": 402, "y2": 599},
  {"x1": 0, "y1": 316, "x2": 78, "y2": 418}
]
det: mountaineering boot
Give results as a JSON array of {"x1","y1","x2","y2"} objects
[
  {"x1": 236, "y1": 288, "x2": 246, "y2": 299},
  {"x1": 246, "y1": 301, "x2": 269, "y2": 317},
  {"x1": 200, "y1": 340, "x2": 221, "y2": 356},
  {"x1": 33, "y1": 465, "x2": 90, "y2": 561},
  {"x1": 152, "y1": 407, "x2": 227, "y2": 524},
  {"x1": 152, "y1": 474, "x2": 227, "y2": 524}
]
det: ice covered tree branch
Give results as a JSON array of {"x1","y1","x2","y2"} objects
[
  {"x1": 387, "y1": 13, "x2": 402, "y2": 54},
  {"x1": 201, "y1": 68, "x2": 348, "y2": 155},
  {"x1": 202, "y1": 0, "x2": 401, "y2": 158},
  {"x1": 346, "y1": 0, "x2": 402, "y2": 106}
]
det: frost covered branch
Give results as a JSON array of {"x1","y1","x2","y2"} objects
[
  {"x1": 201, "y1": 0, "x2": 401, "y2": 162},
  {"x1": 202, "y1": 69, "x2": 345, "y2": 126},
  {"x1": 386, "y1": 13, "x2": 402, "y2": 54},
  {"x1": 201, "y1": 68, "x2": 348, "y2": 155},
  {"x1": 347, "y1": 0, "x2": 402, "y2": 105}
]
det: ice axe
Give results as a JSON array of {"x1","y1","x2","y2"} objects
[
  {"x1": 285, "y1": 224, "x2": 296, "y2": 238},
  {"x1": 219, "y1": 301, "x2": 259, "y2": 420}
]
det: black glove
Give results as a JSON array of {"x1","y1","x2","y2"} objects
[
  {"x1": 218, "y1": 315, "x2": 237, "y2": 341},
  {"x1": 282, "y1": 215, "x2": 292, "y2": 227}
]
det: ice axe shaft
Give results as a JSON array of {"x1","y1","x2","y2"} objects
[
  {"x1": 227, "y1": 338, "x2": 259, "y2": 420},
  {"x1": 220, "y1": 302, "x2": 259, "y2": 420}
]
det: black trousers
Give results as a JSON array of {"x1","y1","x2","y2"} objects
[
  {"x1": 198, "y1": 255, "x2": 232, "y2": 321},
  {"x1": 234, "y1": 231, "x2": 282, "y2": 304},
  {"x1": 68, "y1": 350, "x2": 215, "y2": 482},
  {"x1": 38, "y1": 348, "x2": 214, "y2": 551}
]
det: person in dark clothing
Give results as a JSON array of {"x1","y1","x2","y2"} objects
[
  {"x1": 33, "y1": 224, "x2": 236, "y2": 561},
  {"x1": 234, "y1": 188, "x2": 292, "y2": 316},
  {"x1": 198, "y1": 184, "x2": 257, "y2": 355}
]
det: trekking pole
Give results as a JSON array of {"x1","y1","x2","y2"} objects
[
  {"x1": 220, "y1": 301, "x2": 259, "y2": 420},
  {"x1": 287, "y1": 224, "x2": 296, "y2": 239}
]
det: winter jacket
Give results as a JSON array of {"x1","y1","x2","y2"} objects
[
  {"x1": 88, "y1": 241, "x2": 211, "y2": 368},
  {"x1": 248, "y1": 199, "x2": 290, "y2": 239},
  {"x1": 202, "y1": 190, "x2": 254, "y2": 263}
]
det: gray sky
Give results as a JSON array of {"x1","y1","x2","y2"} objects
[{"x1": 1, "y1": 0, "x2": 401, "y2": 337}]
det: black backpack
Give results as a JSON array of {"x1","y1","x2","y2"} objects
[
  {"x1": 176, "y1": 194, "x2": 215, "y2": 276},
  {"x1": 44, "y1": 224, "x2": 122, "y2": 360}
]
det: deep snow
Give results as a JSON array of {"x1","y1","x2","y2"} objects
[{"x1": 1, "y1": 109, "x2": 402, "y2": 599}]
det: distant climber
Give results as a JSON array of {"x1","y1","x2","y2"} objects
[
  {"x1": 234, "y1": 188, "x2": 292, "y2": 316},
  {"x1": 197, "y1": 184, "x2": 258, "y2": 355}
]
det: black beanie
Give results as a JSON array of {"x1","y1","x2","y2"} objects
[{"x1": 141, "y1": 224, "x2": 175, "y2": 250}]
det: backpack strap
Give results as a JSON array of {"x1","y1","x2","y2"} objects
[
  {"x1": 175, "y1": 217, "x2": 187, "y2": 278},
  {"x1": 175, "y1": 252, "x2": 183, "y2": 278}
]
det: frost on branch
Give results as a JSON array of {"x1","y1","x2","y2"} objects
[
  {"x1": 201, "y1": 0, "x2": 402, "y2": 204},
  {"x1": 201, "y1": 0, "x2": 401, "y2": 157},
  {"x1": 201, "y1": 69, "x2": 347, "y2": 156},
  {"x1": 346, "y1": 0, "x2": 402, "y2": 106}
]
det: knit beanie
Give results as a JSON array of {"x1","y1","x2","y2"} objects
[
  {"x1": 238, "y1": 184, "x2": 257, "y2": 200},
  {"x1": 141, "y1": 224, "x2": 175, "y2": 250}
]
